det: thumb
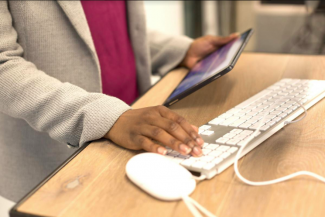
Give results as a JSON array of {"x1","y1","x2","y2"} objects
[{"x1": 209, "y1": 32, "x2": 240, "y2": 46}]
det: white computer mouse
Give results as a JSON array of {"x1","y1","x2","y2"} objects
[{"x1": 126, "y1": 153, "x2": 196, "y2": 201}]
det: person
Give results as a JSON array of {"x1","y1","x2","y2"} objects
[{"x1": 0, "y1": 0, "x2": 238, "y2": 206}]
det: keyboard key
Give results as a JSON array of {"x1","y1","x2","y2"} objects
[
  {"x1": 273, "y1": 117, "x2": 282, "y2": 122},
  {"x1": 220, "y1": 152, "x2": 230, "y2": 159},
  {"x1": 291, "y1": 105, "x2": 298, "y2": 110},
  {"x1": 241, "y1": 130, "x2": 254, "y2": 135},
  {"x1": 203, "y1": 163, "x2": 215, "y2": 170},
  {"x1": 226, "y1": 108, "x2": 242, "y2": 115},
  {"x1": 238, "y1": 137, "x2": 253, "y2": 146},
  {"x1": 260, "y1": 119, "x2": 271, "y2": 124},
  {"x1": 181, "y1": 159, "x2": 196, "y2": 167},
  {"x1": 198, "y1": 129, "x2": 205, "y2": 134},
  {"x1": 246, "y1": 119, "x2": 258, "y2": 124},
  {"x1": 246, "y1": 105, "x2": 257, "y2": 110},
  {"x1": 239, "y1": 123, "x2": 252, "y2": 129},
  {"x1": 218, "y1": 113, "x2": 233, "y2": 119},
  {"x1": 265, "y1": 115, "x2": 276, "y2": 120},
  {"x1": 230, "y1": 129, "x2": 243, "y2": 134},
  {"x1": 200, "y1": 130, "x2": 214, "y2": 136},
  {"x1": 279, "y1": 113, "x2": 288, "y2": 118},
  {"x1": 209, "y1": 118, "x2": 225, "y2": 125},
  {"x1": 223, "y1": 133, "x2": 236, "y2": 139},
  {"x1": 199, "y1": 125, "x2": 211, "y2": 130},
  {"x1": 286, "y1": 109, "x2": 293, "y2": 114},
  {"x1": 247, "y1": 111, "x2": 259, "y2": 117},
  {"x1": 260, "y1": 125, "x2": 271, "y2": 131},
  {"x1": 215, "y1": 137, "x2": 229, "y2": 144},
  {"x1": 219, "y1": 116, "x2": 239, "y2": 126},
  {"x1": 206, "y1": 144, "x2": 219, "y2": 150},
  {"x1": 276, "y1": 107, "x2": 287, "y2": 112},
  {"x1": 240, "y1": 115, "x2": 253, "y2": 121},
  {"x1": 229, "y1": 119, "x2": 247, "y2": 127},
  {"x1": 233, "y1": 134, "x2": 248, "y2": 140},
  {"x1": 251, "y1": 115, "x2": 263, "y2": 120},
  {"x1": 228, "y1": 147, "x2": 238, "y2": 153},
  {"x1": 202, "y1": 149, "x2": 212, "y2": 155},
  {"x1": 212, "y1": 157, "x2": 223, "y2": 165},
  {"x1": 249, "y1": 123, "x2": 264, "y2": 130},
  {"x1": 191, "y1": 161, "x2": 207, "y2": 169},
  {"x1": 301, "y1": 99, "x2": 308, "y2": 104},
  {"x1": 254, "y1": 131, "x2": 261, "y2": 137},
  {"x1": 226, "y1": 139, "x2": 241, "y2": 145},
  {"x1": 216, "y1": 145, "x2": 230, "y2": 152},
  {"x1": 202, "y1": 143, "x2": 209, "y2": 148},
  {"x1": 197, "y1": 155, "x2": 215, "y2": 162},
  {"x1": 209, "y1": 150, "x2": 223, "y2": 157},
  {"x1": 235, "y1": 89, "x2": 273, "y2": 109},
  {"x1": 270, "y1": 111, "x2": 282, "y2": 116}
]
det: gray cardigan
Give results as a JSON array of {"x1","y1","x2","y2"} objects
[{"x1": 0, "y1": 1, "x2": 192, "y2": 202}]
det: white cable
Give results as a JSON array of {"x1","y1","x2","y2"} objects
[
  {"x1": 182, "y1": 195, "x2": 217, "y2": 217},
  {"x1": 234, "y1": 96, "x2": 325, "y2": 186},
  {"x1": 182, "y1": 196, "x2": 203, "y2": 217},
  {"x1": 182, "y1": 96, "x2": 324, "y2": 217},
  {"x1": 185, "y1": 196, "x2": 216, "y2": 217}
]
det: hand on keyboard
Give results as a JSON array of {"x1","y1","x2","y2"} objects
[{"x1": 105, "y1": 105, "x2": 204, "y2": 157}]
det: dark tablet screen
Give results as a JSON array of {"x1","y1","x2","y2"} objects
[{"x1": 167, "y1": 30, "x2": 251, "y2": 102}]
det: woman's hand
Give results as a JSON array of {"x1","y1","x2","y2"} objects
[
  {"x1": 105, "y1": 106, "x2": 204, "y2": 157},
  {"x1": 180, "y1": 33, "x2": 240, "y2": 69}
]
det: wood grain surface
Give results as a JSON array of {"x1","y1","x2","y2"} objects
[{"x1": 16, "y1": 53, "x2": 325, "y2": 217}]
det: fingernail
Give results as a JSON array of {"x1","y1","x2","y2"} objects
[
  {"x1": 179, "y1": 144, "x2": 191, "y2": 154},
  {"x1": 193, "y1": 146, "x2": 202, "y2": 156},
  {"x1": 196, "y1": 137, "x2": 204, "y2": 146},
  {"x1": 187, "y1": 141, "x2": 196, "y2": 148},
  {"x1": 158, "y1": 147, "x2": 167, "y2": 155}
]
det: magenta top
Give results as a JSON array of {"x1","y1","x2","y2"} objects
[{"x1": 81, "y1": 1, "x2": 139, "y2": 105}]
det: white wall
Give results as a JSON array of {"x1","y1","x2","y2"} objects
[{"x1": 144, "y1": 1, "x2": 184, "y2": 36}]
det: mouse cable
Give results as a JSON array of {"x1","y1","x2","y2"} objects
[
  {"x1": 234, "y1": 96, "x2": 325, "y2": 186},
  {"x1": 182, "y1": 195, "x2": 216, "y2": 217}
]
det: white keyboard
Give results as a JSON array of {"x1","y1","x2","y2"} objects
[{"x1": 165, "y1": 79, "x2": 325, "y2": 179}]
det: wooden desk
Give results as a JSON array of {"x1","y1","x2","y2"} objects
[{"x1": 11, "y1": 53, "x2": 325, "y2": 217}]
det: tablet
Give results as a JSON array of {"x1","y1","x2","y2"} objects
[{"x1": 164, "y1": 28, "x2": 253, "y2": 107}]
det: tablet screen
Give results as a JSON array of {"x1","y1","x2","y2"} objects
[{"x1": 167, "y1": 30, "x2": 250, "y2": 102}]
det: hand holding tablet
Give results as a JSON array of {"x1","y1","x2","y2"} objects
[{"x1": 165, "y1": 29, "x2": 254, "y2": 106}]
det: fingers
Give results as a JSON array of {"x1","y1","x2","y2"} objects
[
  {"x1": 191, "y1": 124, "x2": 198, "y2": 133},
  {"x1": 137, "y1": 136, "x2": 167, "y2": 155},
  {"x1": 147, "y1": 117, "x2": 197, "y2": 149},
  {"x1": 140, "y1": 126, "x2": 194, "y2": 155},
  {"x1": 157, "y1": 106, "x2": 204, "y2": 146},
  {"x1": 209, "y1": 33, "x2": 240, "y2": 47}
]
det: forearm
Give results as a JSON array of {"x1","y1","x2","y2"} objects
[{"x1": 0, "y1": 2, "x2": 130, "y2": 146}]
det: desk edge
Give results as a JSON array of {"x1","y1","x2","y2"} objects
[{"x1": 9, "y1": 142, "x2": 90, "y2": 217}]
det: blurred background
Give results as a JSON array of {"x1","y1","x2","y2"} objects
[{"x1": 144, "y1": 0, "x2": 325, "y2": 55}]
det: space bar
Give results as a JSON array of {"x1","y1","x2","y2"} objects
[{"x1": 235, "y1": 89, "x2": 273, "y2": 109}]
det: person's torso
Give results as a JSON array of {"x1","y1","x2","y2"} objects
[{"x1": 0, "y1": 0, "x2": 151, "y2": 202}]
